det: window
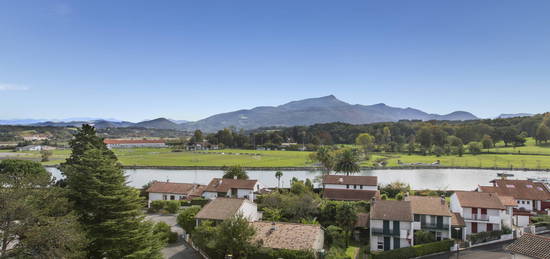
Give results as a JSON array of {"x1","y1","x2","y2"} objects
[
  {"x1": 537, "y1": 187, "x2": 544, "y2": 191},
  {"x1": 346, "y1": 184, "x2": 350, "y2": 189},
  {"x1": 526, "y1": 185, "x2": 533, "y2": 188},
  {"x1": 414, "y1": 214, "x2": 420, "y2": 222},
  {"x1": 522, "y1": 201, "x2": 525, "y2": 204},
  {"x1": 527, "y1": 201, "x2": 530, "y2": 204},
  {"x1": 170, "y1": 195, "x2": 175, "y2": 200},
  {"x1": 163, "y1": 195, "x2": 167, "y2": 200},
  {"x1": 360, "y1": 185, "x2": 363, "y2": 190},
  {"x1": 517, "y1": 200, "x2": 520, "y2": 204},
  {"x1": 506, "y1": 184, "x2": 515, "y2": 188},
  {"x1": 354, "y1": 184, "x2": 357, "y2": 189},
  {"x1": 377, "y1": 241, "x2": 383, "y2": 250}
]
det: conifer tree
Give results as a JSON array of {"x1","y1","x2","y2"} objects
[{"x1": 61, "y1": 124, "x2": 163, "y2": 259}]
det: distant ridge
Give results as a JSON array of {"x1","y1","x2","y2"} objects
[
  {"x1": 497, "y1": 113, "x2": 533, "y2": 119},
  {"x1": 180, "y1": 95, "x2": 479, "y2": 132}
]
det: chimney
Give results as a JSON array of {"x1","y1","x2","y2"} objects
[
  {"x1": 440, "y1": 195, "x2": 445, "y2": 205},
  {"x1": 234, "y1": 175, "x2": 238, "y2": 180},
  {"x1": 166, "y1": 179, "x2": 170, "y2": 183}
]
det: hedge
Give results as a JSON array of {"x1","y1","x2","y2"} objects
[
  {"x1": 148, "y1": 200, "x2": 181, "y2": 214},
  {"x1": 250, "y1": 247, "x2": 315, "y2": 259},
  {"x1": 190, "y1": 197, "x2": 210, "y2": 207},
  {"x1": 467, "y1": 230, "x2": 502, "y2": 245},
  {"x1": 371, "y1": 239, "x2": 453, "y2": 259}
]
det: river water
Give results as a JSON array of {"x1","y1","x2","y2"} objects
[{"x1": 46, "y1": 168, "x2": 550, "y2": 191}]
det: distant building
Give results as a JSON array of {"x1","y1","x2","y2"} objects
[
  {"x1": 22, "y1": 134, "x2": 49, "y2": 141},
  {"x1": 146, "y1": 181, "x2": 206, "y2": 206},
  {"x1": 15, "y1": 145, "x2": 56, "y2": 151},
  {"x1": 322, "y1": 175, "x2": 379, "y2": 201},
  {"x1": 185, "y1": 142, "x2": 219, "y2": 151},
  {"x1": 505, "y1": 233, "x2": 550, "y2": 259},
  {"x1": 194, "y1": 198, "x2": 261, "y2": 226},
  {"x1": 251, "y1": 222, "x2": 324, "y2": 254},
  {"x1": 450, "y1": 191, "x2": 509, "y2": 240},
  {"x1": 370, "y1": 199, "x2": 414, "y2": 252},
  {"x1": 202, "y1": 178, "x2": 266, "y2": 201},
  {"x1": 103, "y1": 139, "x2": 167, "y2": 149}
]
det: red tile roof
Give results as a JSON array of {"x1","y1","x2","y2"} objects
[
  {"x1": 195, "y1": 198, "x2": 249, "y2": 221},
  {"x1": 322, "y1": 189, "x2": 379, "y2": 201},
  {"x1": 204, "y1": 178, "x2": 258, "y2": 192},
  {"x1": 104, "y1": 139, "x2": 166, "y2": 144},
  {"x1": 505, "y1": 234, "x2": 550, "y2": 259},
  {"x1": 451, "y1": 213, "x2": 465, "y2": 227},
  {"x1": 371, "y1": 199, "x2": 413, "y2": 221},
  {"x1": 251, "y1": 222, "x2": 324, "y2": 251},
  {"x1": 454, "y1": 191, "x2": 505, "y2": 210},
  {"x1": 322, "y1": 175, "x2": 378, "y2": 186},
  {"x1": 479, "y1": 179, "x2": 550, "y2": 201},
  {"x1": 407, "y1": 196, "x2": 453, "y2": 217},
  {"x1": 146, "y1": 181, "x2": 206, "y2": 197}
]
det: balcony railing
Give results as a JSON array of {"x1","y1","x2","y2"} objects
[
  {"x1": 421, "y1": 222, "x2": 450, "y2": 230},
  {"x1": 371, "y1": 228, "x2": 401, "y2": 237},
  {"x1": 464, "y1": 214, "x2": 489, "y2": 221}
]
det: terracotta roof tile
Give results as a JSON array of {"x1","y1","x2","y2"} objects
[
  {"x1": 497, "y1": 195, "x2": 518, "y2": 207},
  {"x1": 355, "y1": 213, "x2": 369, "y2": 228},
  {"x1": 194, "y1": 198, "x2": 248, "y2": 221},
  {"x1": 407, "y1": 196, "x2": 452, "y2": 217},
  {"x1": 505, "y1": 234, "x2": 550, "y2": 259},
  {"x1": 480, "y1": 179, "x2": 550, "y2": 201},
  {"x1": 146, "y1": 181, "x2": 206, "y2": 197},
  {"x1": 454, "y1": 191, "x2": 505, "y2": 210},
  {"x1": 323, "y1": 189, "x2": 379, "y2": 201},
  {"x1": 251, "y1": 222, "x2": 323, "y2": 251},
  {"x1": 371, "y1": 199, "x2": 413, "y2": 221},
  {"x1": 205, "y1": 178, "x2": 258, "y2": 192},
  {"x1": 322, "y1": 175, "x2": 378, "y2": 186}
]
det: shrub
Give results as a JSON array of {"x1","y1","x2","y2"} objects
[
  {"x1": 165, "y1": 200, "x2": 181, "y2": 214},
  {"x1": 190, "y1": 197, "x2": 209, "y2": 207},
  {"x1": 177, "y1": 206, "x2": 201, "y2": 232},
  {"x1": 150, "y1": 200, "x2": 165, "y2": 212},
  {"x1": 371, "y1": 239, "x2": 453, "y2": 259},
  {"x1": 250, "y1": 247, "x2": 315, "y2": 259},
  {"x1": 168, "y1": 231, "x2": 179, "y2": 244},
  {"x1": 467, "y1": 230, "x2": 502, "y2": 244}
]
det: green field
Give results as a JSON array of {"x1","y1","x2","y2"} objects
[{"x1": 1, "y1": 137, "x2": 550, "y2": 169}]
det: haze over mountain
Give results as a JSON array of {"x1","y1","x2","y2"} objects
[
  {"x1": 497, "y1": 113, "x2": 533, "y2": 119},
  {"x1": 2, "y1": 95, "x2": 481, "y2": 131},
  {"x1": 180, "y1": 95, "x2": 478, "y2": 132}
]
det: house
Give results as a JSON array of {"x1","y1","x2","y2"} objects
[
  {"x1": 186, "y1": 142, "x2": 219, "y2": 151},
  {"x1": 322, "y1": 175, "x2": 379, "y2": 201},
  {"x1": 22, "y1": 134, "x2": 49, "y2": 141},
  {"x1": 370, "y1": 199, "x2": 414, "y2": 252},
  {"x1": 479, "y1": 179, "x2": 550, "y2": 212},
  {"x1": 406, "y1": 195, "x2": 453, "y2": 241},
  {"x1": 194, "y1": 198, "x2": 261, "y2": 226},
  {"x1": 505, "y1": 233, "x2": 550, "y2": 259},
  {"x1": 15, "y1": 145, "x2": 56, "y2": 151},
  {"x1": 146, "y1": 181, "x2": 206, "y2": 206},
  {"x1": 450, "y1": 191, "x2": 507, "y2": 240},
  {"x1": 103, "y1": 139, "x2": 167, "y2": 149},
  {"x1": 202, "y1": 178, "x2": 265, "y2": 201},
  {"x1": 251, "y1": 222, "x2": 324, "y2": 254}
]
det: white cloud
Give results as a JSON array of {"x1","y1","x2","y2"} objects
[{"x1": 0, "y1": 83, "x2": 29, "y2": 91}]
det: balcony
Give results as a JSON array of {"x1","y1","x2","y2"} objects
[
  {"x1": 420, "y1": 222, "x2": 450, "y2": 230},
  {"x1": 464, "y1": 214, "x2": 489, "y2": 221},
  {"x1": 371, "y1": 228, "x2": 401, "y2": 237}
]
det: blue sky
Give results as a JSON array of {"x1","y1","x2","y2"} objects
[{"x1": 1, "y1": 1, "x2": 549, "y2": 122}]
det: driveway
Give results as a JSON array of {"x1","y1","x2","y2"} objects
[{"x1": 146, "y1": 213, "x2": 202, "y2": 259}]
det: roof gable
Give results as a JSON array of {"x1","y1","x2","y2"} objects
[
  {"x1": 371, "y1": 199, "x2": 413, "y2": 221},
  {"x1": 146, "y1": 181, "x2": 206, "y2": 196},
  {"x1": 407, "y1": 196, "x2": 452, "y2": 217},
  {"x1": 205, "y1": 178, "x2": 258, "y2": 192},
  {"x1": 194, "y1": 198, "x2": 248, "y2": 220},
  {"x1": 454, "y1": 191, "x2": 505, "y2": 210},
  {"x1": 480, "y1": 179, "x2": 550, "y2": 201}
]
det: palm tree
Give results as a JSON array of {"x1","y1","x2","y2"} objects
[
  {"x1": 312, "y1": 146, "x2": 335, "y2": 175},
  {"x1": 275, "y1": 171, "x2": 283, "y2": 189},
  {"x1": 334, "y1": 148, "x2": 360, "y2": 176}
]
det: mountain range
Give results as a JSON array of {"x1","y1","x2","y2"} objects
[{"x1": 1, "y1": 95, "x2": 490, "y2": 132}]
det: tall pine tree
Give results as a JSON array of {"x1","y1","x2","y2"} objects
[{"x1": 61, "y1": 125, "x2": 163, "y2": 259}]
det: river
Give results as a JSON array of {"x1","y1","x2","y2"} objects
[{"x1": 46, "y1": 168, "x2": 550, "y2": 191}]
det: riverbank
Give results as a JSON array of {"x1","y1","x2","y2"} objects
[{"x1": 43, "y1": 164, "x2": 550, "y2": 172}]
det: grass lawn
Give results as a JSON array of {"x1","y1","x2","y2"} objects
[
  {"x1": 2, "y1": 144, "x2": 550, "y2": 169},
  {"x1": 488, "y1": 138, "x2": 550, "y2": 155},
  {"x1": 345, "y1": 245, "x2": 359, "y2": 258}
]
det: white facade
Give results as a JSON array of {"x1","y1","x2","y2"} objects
[
  {"x1": 202, "y1": 181, "x2": 266, "y2": 201},
  {"x1": 236, "y1": 200, "x2": 261, "y2": 222},
  {"x1": 413, "y1": 214, "x2": 452, "y2": 240},
  {"x1": 324, "y1": 183, "x2": 377, "y2": 191},
  {"x1": 450, "y1": 193, "x2": 504, "y2": 238},
  {"x1": 148, "y1": 192, "x2": 187, "y2": 207},
  {"x1": 370, "y1": 219, "x2": 413, "y2": 252}
]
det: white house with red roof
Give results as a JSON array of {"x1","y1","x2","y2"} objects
[
  {"x1": 202, "y1": 178, "x2": 266, "y2": 201},
  {"x1": 146, "y1": 181, "x2": 206, "y2": 206}
]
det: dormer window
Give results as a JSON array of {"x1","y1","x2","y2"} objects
[
  {"x1": 506, "y1": 184, "x2": 515, "y2": 188},
  {"x1": 526, "y1": 185, "x2": 533, "y2": 188},
  {"x1": 537, "y1": 187, "x2": 544, "y2": 191}
]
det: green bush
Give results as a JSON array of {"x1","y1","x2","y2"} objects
[
  {"x1": 371, "y1": 239, "x2": 453, "y2": 259},
  {"x1": 150, "y1": 200, "x2": 165, "y2": 212},
  {"x1": 250, "y1": 247, "x2": 315, "y2": 259},
  {"x1": 180, "y1": 200, "x2": 191, "y2": 207},
  {"x1": 165, "y1": 200, "x2": 181, "y2": 214},
  {"x1": 190, "y1": 197, "x2": 209, "y2": 207},
  {"x1": 168, "y1": 231, "x2": 179, "y2": 244},
  {"x1": 467, "y1": 230, "x2": 502, "y2": 244}
]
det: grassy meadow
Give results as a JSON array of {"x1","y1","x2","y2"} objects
[{"x1": 1, "y1": 137, "x2": 549, "y2": 169}]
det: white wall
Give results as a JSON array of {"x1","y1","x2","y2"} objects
[
  {"x1": 450, "y1": 194, "x2": 463, "y2": 215},
  {"x1": 202, "y1": 191, "x2": 218, "y2": 199},
  {"x1": 237, "y1": 201, "x2": 260, "y2": 222},
  {"x1": 324, "y1": 183, "x2": 377, "y2": 191},
  {"x1": 369, "y1": 219, "x2": 412, "y2": 251},
  {"x1": 516, "y1": 200, "x2": 533, "y2": 211}
]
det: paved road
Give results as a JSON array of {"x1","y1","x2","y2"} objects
[{"x1": 146, "y1": 214, "x2": 202, "y2": 259}]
